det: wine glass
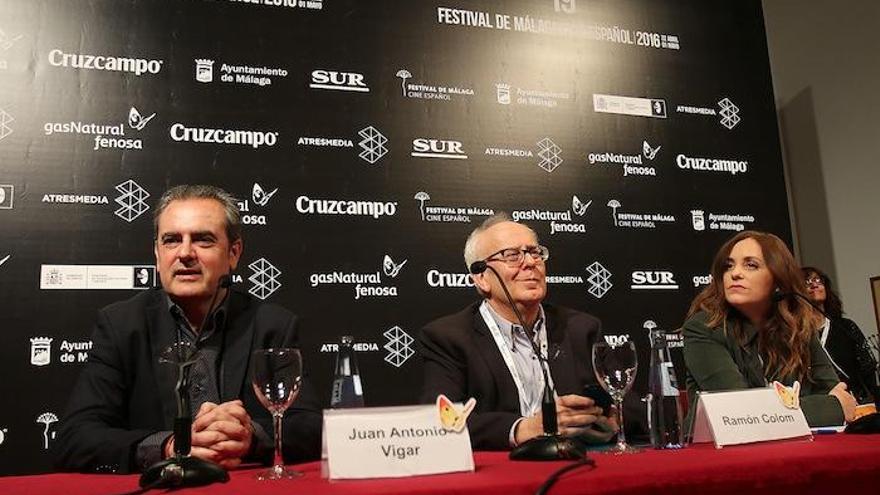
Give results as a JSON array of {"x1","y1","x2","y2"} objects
[
  {"x1": 592, "y1": 339, "x2": 641, "y2": 454},
  {"x1": 251, "y1": 348, "x2": 303, "y2": 480}
]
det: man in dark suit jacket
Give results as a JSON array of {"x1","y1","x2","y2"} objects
[
  {"x1": 54, "y1": 185, "x2": 322, "y2": 473},
  {"x1": 418, "y1": 214, "x2": 613, "y2": 450}
]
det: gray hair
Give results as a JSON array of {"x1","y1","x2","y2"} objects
[
  {"x1": 153, "y1": 185, "x2": 242, "y2": 242},
  {"x1": 463, "y1": 212, "x2": 538, "y2": 268}
]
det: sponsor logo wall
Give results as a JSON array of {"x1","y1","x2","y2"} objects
[
  {"x1": 47, "y1": 49, "x2": 163, "y2": 76},
  {"x1": 43, "y1": 106, "x2": 156, "y2": 151},
  {"x1": 0, "y1": 0, "x2": 789, "y2": 475},
  {"x1": 195, "y1": 58, "x2": 289, "y2": 87}
]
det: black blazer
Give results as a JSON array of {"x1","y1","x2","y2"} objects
[
  {"x1": 53, "y1": 288, "x2": 322, "y2": 473},
  {"x1": 417, "y1": 301, "x2": 602, "y2": 450},
  {"x1": 826, "y1": 317, "x2": 879, "y2": 403}
]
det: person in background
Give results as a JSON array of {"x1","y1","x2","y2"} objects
[
  {"x1": 682, "y1": 231, "x2": 856, "y2": 429},
  {"x1": 802, "y1": 266, "x2": 878, "y2": 404}
]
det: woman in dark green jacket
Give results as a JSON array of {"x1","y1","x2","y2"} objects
[{"x1": 682, "y1": 231, "x2": 856, "y2": 432}]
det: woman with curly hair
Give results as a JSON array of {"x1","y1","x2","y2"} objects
[
  {"x1": 682, "y1": 231, "x2": 856, "y2": 429},
  {"x1": 802, "y1": 266, "x2": 878, "y2": 403}
]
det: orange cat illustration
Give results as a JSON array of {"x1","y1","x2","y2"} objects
[
  {"x1": 773, "y1": 381, "x2": 800, "y2": 409},
  {"x1": 437, "y1": 395, "x2": 476, "y2": 432}
]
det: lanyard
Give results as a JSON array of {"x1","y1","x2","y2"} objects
[
  {"x1": 818, "y1": 317, "x2": 849, "y2": 379},
  {"x1": 819, "y1": 317, "x2": 830, "y2": 347},
  {"x1": 479, "y1": 301, "x2": 552, "y2": 416}
]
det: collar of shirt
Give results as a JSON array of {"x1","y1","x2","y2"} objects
[
  {"x1": 484, "y1": 301, "x2": 546, "y2": 353},
  {"x1": 164, "y1": 290, "x2": 230, "y2": 343}
]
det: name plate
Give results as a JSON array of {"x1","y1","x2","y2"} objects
[
  {"x1": 692, "y1": 384, "x2": 811, "y2": 448},
  {"x1": 322, "y1": 404, "x2": 474, "y2": 479}
]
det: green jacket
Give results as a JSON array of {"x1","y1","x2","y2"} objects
[{"x1": 682, "y1": 311, "x2": 844, "y2": 430}]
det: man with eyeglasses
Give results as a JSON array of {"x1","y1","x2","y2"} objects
[{"x1": 418, "y1": 213, "x2": 615, "y2": 450}]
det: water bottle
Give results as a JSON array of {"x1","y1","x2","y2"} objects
[
  {"x1": 647, "y1": 328, "x2": 684, "y2": 449},
  {"x1": 330, "y1": 335, "x2": 364, "y2": 408}
]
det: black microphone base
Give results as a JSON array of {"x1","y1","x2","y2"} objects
[
  {"x1": 509, "y1": 434, "x2": 589, "y2": 461},
  {"x1": 139, "y1": 455, "x2": 229, "y2": 488},
  {"x1": 845, "y1": 412, "x2": 880, "y2": 434}
]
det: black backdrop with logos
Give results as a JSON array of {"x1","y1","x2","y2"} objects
[{"x1": 0, "y1": 0, "x2": 789, "y2": 475}]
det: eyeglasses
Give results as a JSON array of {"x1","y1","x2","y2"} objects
[
  {"x1": 484, "y1": 245, "x2": 550, "y2": 266},
  {"x1": 805, "y1": 276, "x2": 824, "y2": 287}
]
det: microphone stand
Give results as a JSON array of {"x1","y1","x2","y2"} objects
[
  {"x1": 139, "y1": 276, "x2": 233, "y2": 488},
  {"x1": 470, "y1": 261, "x2": 589, "y2": 460},
  {"x1": 139, "y1": 362, "x2": 229, "y2": 487}
]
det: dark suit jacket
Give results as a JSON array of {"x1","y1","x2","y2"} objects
[
  {"x1": 53, "y1": 288, "x2": 322, "y2": 473},
  {"x1": 418, "y1": 301, "x2": 602, "y2": 450}
]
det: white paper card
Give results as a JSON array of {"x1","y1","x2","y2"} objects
[
  {"x1": 322, "y1": 404, "x2": 474, "y2": 479},
  {"x1": 691, "y1": 387, "x2": 811, "y2": 448}
]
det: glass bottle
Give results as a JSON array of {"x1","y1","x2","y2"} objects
[
  {"x1": 330, "y1": 335, "x2": 364, "y2": 408},
  {"x1": 647, "y1": 328, "x2": 684, "y2": 449}
]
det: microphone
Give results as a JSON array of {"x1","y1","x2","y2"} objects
[
  {"x1": 139, "y1": 274, "x2": 233, "y2": 488},
  {"x1": 212, "y1": 274, "x2": 234, "y2": 398},
  {"x1": 469, "y1": 261, "x2": 488, "y2": 275},
  {"x1": 471, "y1": 260, "x2": 588, "y2": 460},
  {"x1": 772, "y1": 289, "x2": 837, "y2": 319},
  {"x1": 772, "y1": 288, "x2": 813, "y2": 307},
  {"x1": 199, "y1": 274, "x2": 232, "y2": 335}
]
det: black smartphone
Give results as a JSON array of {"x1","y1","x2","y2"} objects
[{"x1": 582, "y1": 384, "x2": 613, "y2": 414}]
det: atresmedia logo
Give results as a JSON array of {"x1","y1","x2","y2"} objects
[
  {"x1": 586, "y1": 261, "x2": 612, "y2": 298},
  {"x1": 675, "y1": 97, "x2": 741, "y2": 130},
  {"x1": 115, "y1": 179, "x2": 151, "y2": 222},
  {"x1": 384, "y1": 326, "x2": 414, "y2": 368},
  {"x1": 248, "y1": 258, "x2": 282, "y2": 300},
  {"x1": 41, "y1": 179, "x2": 151, "y2": 223},
  {"x1": 484, "y1": 137, "x2": 564, "y2": 173},
  {"x1": 297, "y1": 125, "x2": 388, "y2": 165},
  {"x1": 0, "y1": 108, "x2": 14, "y2": 141}
]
